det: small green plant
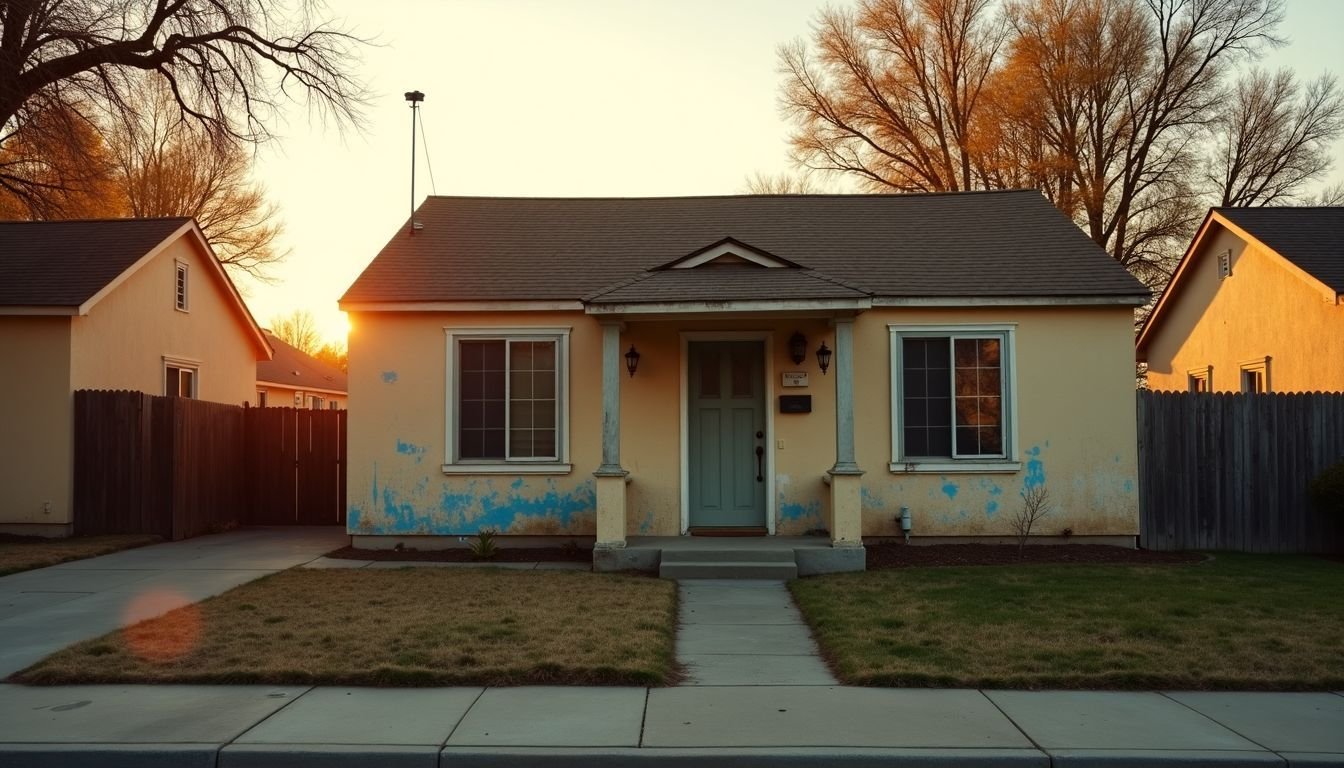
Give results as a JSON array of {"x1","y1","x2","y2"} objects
[
  {"x1": 469, "y1": 528, "x2": 498, "y2": 560},
  {"x1": 1309, "y1": 459, "x2": 1344, "y2": 518}
]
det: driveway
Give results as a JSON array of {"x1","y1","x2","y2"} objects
[{"x1": 0, "y1": 527, "x2": 347, "y2": 677}]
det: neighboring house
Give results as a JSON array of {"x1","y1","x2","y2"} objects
[
  {"x1": 1138, "y1": 207, "x2": 1344, "y2": 393},
  {"x1": 338, "y1": 191, "x2": 1148, "y2": 567},
  {"x1": 256, "y1": 330, "x2": 348, "y2": 409},
  {"x1": 0, "y1": 218, "x2": 272, "y2": 536}
]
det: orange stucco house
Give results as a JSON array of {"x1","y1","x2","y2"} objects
[
  {"x1": 1137, "y1": 207, "x2": 1344, "y2": 393},
  {"x1": 0, "y1": 218, "x2": 272, "y2": 536}
]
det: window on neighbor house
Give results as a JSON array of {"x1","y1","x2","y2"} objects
[
  {"x1": 309, "y1": 395, "x2": 325, "y2": 410},
  {"x1": 165, "y1": 364, "x2": 197, "y2": 398},
  {"x1": 1188, "y1": 367, "x2": 1211, "y2": 393},
  {"x1": 257, "y1": 390, "x2": 268, "y2": 407},
  {"x1": 174, "y1": 261, "x2": 189, "y2": 311},
  {"x1": 890, "y1": 327, "x2": 1015, "y2": 466},
  {"x1": 1240, "y1": 358, "x2": 1270, "y2": 394},
  {"x1": 447, "y1": 330, "x2": 569, "y2": 466},
  {"x1": 328, "y1": 400, "x2": 340, "y2": 410}
]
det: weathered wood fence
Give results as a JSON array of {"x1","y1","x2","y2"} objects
[
  {"x1": 74, "y1": 390, "x2": 346, "y2": 539},
  {"x1": 1138, "y1": 391, "x2": 1344, "y2": 553}
]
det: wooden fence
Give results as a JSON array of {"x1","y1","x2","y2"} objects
[
  {"x1": 1138, "y1": 390, "x2": 1344, "y2": 553},
  {"x1": 74, "y1": 390, "x2": 346, "y2": 539}
]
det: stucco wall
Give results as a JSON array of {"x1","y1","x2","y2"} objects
[
  {"x1": 256, "y1": 383, "x2": 347, "y2": 409},
  {"x1": 70, "y1": 235, "x2": 260, "y2": 405},
  {"x1": 0, "y1": 317, "x2": 73, "y2": 527},
  {"x1": 347, "y1": 305, "x2": 1138, "y2": 539},
  {"x1": 1144, "y1": 225, "x2": 1344, "y2": 393}
]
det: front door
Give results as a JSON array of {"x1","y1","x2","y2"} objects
[{"x1": 688, "y1": 341, "x2": 766, "y2": 528}]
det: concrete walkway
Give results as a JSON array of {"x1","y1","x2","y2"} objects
[
  {"x1": 0, "y1": 527, "x2": 347, "y2": 677},
  {"x1": 1, "y1": 684, "x2": 1340, "y2": 766},
  {"x1": 676, "y1": 579, "x2": 836, "y2": 686}
]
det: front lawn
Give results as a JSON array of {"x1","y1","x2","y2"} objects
[
  {"x1": 791, "y1": 554, "x2": 1344, "y2": 690},
  {"x1": 13, "y1": 569, "x2": 678, "y2": 686},
  {"x1": 0, "y1": 534, "x2": 161, "y2": 576}
]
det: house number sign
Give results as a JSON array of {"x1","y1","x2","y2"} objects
[{"x1": 782, "y1": 372, "x2": 809, "y2": 388}]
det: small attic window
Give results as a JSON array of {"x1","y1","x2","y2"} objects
[
  {"x1": 1217, "y1": 250, "x2": 1232, "y2": 280},
  {"x1": 174, "y1": 261, "x2": 189, "y2": 311}
]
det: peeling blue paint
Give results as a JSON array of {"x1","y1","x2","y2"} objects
[
  {"x1": 1023, "y1": 445, "x2": 1047, "y2": 492},
  {"x1": 363, "y1": 476, "x2": 598, "y2": 535},
  {"x1": 940, "y1": 479, "x2": 959, "y2": 500},
  {"x1": 1123, "y1": 479, "x2": 1134, "y2": 493},
  {"x1": 779, "y1": 500, "x2": 822, "y2": 521},
  {"x1": 381, "y1": 371, "x2": 398, "y2": 384},
  {"x1": 510, "y1": 477, "x2": 525, "y2": 491},
  {"x1": 861, "y1": 487, "x2": 886, "y2": 509},
  {"x1": 986, "y1": 500, "x2": 1000, "y2": 517},
  {"x1": 395, "y1": 440, "x2": 427, "y2": 464}
]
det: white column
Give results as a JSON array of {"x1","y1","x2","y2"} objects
[
  {"x1": 594, "y1": 322, "x2": 628, "y2": 550},
  {"x1": 831, "y1": 318, "x2": 861, "y2": 475}
]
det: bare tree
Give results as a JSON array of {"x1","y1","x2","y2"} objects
[
  {"x1": 106, "y1": 80, "x2": 286, "y2": 279},
  {"x1": 270, "y1": 309, "x2": 322, "y2": 356},
  {"x1": 0, "y1": 101, "x2": 125, "y2": 219},
  {"x1": 0, "y1": 0, "x2": 367, "y2": 208},
  {"x1": 778, "y1": 0, "x2": 1009, "y2": 192},
  {"x1": 1010, "y1": 485, "x2": 1052, "y2": 556},
  {"x1": 1210, "y1": 69, "x2": 1344, "y2": 207},
  {"x1": 744, "y1": 171, "x2": 823, "y2": 194}
]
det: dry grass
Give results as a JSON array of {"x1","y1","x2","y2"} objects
[
  {"x1": 14, "y1": 569, "x2": 678, "y2": 686},
  {"x1": 0, "y1": 534, "x2": 161, "y2": 576},
  {"x1": 791, "y1": 554, "x2": 1344, "y2": 690}
]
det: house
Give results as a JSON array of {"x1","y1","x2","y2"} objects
[
  {"x1": 256, "y1": 330, "x2": 348, "y2": 409},
  {"x1": 1138, "y1": 207, "x2": 1344, "y2": 392},
  {"x1": 338, "y1": 191, "x2": 1148, "y2": 570},
  {"x1": 0, "y1": 218, "x2": 271, "y2": 536}
]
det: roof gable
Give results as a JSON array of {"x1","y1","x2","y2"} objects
[
  {"x1": 258, "y1": 331, "x2": 347, "y2": 393},
  {"x1": 340, "y1": 191, "x2": 1149, "y2": 308},
  {"x1": 659, "y1": 237, "x2": 802, "y2": 270}
]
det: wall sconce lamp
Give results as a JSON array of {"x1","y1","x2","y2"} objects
[
  {"x1": 624, "y1": 345, "x2": 641, "y2": 377},
  {"x1": 788, "y1": 332, "x2": 808, "y2": 365},
  {"x1": 816, "y1": 341, "x2": 832, "y2": 375}
]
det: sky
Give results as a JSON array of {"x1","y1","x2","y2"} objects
[{"x1": 241, "y1": 0, "x2": 1344, "y2": 344}]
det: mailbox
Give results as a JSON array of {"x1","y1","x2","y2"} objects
[{"x1": 779, "y1": 395, "x2": 812, "y2": 414}]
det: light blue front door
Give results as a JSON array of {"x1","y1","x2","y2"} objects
[{"x1": 688, "y1": 341, "x2": 766, "y2": 528}]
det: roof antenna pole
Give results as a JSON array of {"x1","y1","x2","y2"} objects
[{"x1": 405, "y1": 90, "x2": 425, "y2": 236}]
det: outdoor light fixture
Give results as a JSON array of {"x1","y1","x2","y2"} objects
[
  {"x1": 816, "y1": 341, "x2": 832, "y2": 375},
  {"x1": 788, "y1": 332, "x2": 808, "y2": 365},
  {"x1": 624, "y1": 345, "x2": 641, "y2": 377}
]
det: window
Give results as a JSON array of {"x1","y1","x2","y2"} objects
[
  {"x1": 446, "y1": 328, "x2": 571, "y2": 472},
  {"x1": 328, "y1": 401, "x2": 340, "y2": 410},
  {"x1": 889, "y1": 325, "x2": 1016, "y2": 471},
  {"x1": 1240, "y1": 357, "x2": 1270, "y2": 394},
  {"x1": 257, "y1": 390, "x2": 268, "y2": 407},
  {"x1": 1218, "y1": 250, "x2": 1232, "y2": 280},
  {"x1": 165, "y1": 364, "x2": 197, "y2": 398},
  {"x1": 1187, "y1": 366, "x2": 1211, "y2": 393},
  {"x1": 309, "y1": 395, "x2": 325, "y2": 410},
  {"x1": 174, "y1": 261, "x2": 189, "y2": 311}
]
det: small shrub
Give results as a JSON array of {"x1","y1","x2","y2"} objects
[
  {"x1": 470, "y1": 529, "x2": 498, "y2": 560},
  {"x1": 1010, "y1": 485, "x2": 1052, "y2": 557},
  {"x1": 1309, "y1": 459, "x2": 1344, "y2": 518}
]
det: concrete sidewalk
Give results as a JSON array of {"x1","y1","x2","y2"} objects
[
  {"x1": 0, "y1": 527, "x2": 347, "y2": 676},
  {"x1": 1, "y1": 684, "x2": 1340, "y2": 767}
]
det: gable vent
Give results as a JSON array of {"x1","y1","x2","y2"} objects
[{"x1": 1218, "y1": 250, "x2": 1232, "y2": 280}]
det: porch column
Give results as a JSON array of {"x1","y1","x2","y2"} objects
[
  {"x1": 594, "y1": 322, "x2": 628, "y2": 550},
  {"x1": 828, "y1": 317, "x2": 863, "y2": 547}
]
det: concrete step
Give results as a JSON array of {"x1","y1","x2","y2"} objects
[
  {"x1": 659, "y1": 548, "x2": 796, "y2": 564},
  {"x1": 660, "y1": 560, "x2": 798, "y2": 580}
]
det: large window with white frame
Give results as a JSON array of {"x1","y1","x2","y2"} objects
[
  {"x1": 889, "y1": 325, "x2": 1016, "y2": 471},
  {"x1": 445, "y1": 328, "x2": 570, "y2": 471}
]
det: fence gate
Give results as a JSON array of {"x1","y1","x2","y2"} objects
[{"x1": 244, "y1": 407, "x2": 347, "y2": 526}]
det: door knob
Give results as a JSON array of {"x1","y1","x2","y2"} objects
[{"x1": 755, "y1": 445, "x2": 764, "y2": 482}]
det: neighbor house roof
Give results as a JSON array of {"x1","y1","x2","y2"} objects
[
  {"x1": 341, "y1": 191, "x2": 1148, "y2": 309},
  {"x1": 1213, "y1": 207, "x2": 1344, "y2": 293},
  {"x1": 0, "y1": 217, "x2": 193, "y2": 307},
  {"x1": 258, "y1": 331, "x2": 348, "y2": 395},
  {"x1": 1136, "y1": 207, "x2": 1344, "y2": 360},
  {"x1": 0, "y1": 217, "x2": 271, "y2": 358}
]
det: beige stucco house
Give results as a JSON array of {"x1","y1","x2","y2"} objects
[
  {"x1": 0, "y1": 218, "x2": 271, "y2": 536},
  {"x1": 1138, "y1": 207, "x2": 1344, "y2": 392},
  {"x1": 257, "y1": 330, "x2": 348, "y2": 409},
  {"x1": 339, "y1": 191, "x2": 1149, "y2": 570}
]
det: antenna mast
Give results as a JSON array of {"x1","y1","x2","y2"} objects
[{"x1": 404, "y1": 90, "x2": 425, "y2": 235}]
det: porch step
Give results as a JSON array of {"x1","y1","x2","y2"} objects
[{"x1": 659, "y1": 549, "x2": 799, "y2": 580}]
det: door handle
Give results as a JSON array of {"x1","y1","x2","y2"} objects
[{"x1": 755, "y1": 445, "x2": 764, "y2": 482}]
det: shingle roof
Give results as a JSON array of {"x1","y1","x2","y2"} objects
[
  {"x1": 586, "y1": 266, "x2": 869, "y2": 304},
  {"x1": 0, "y1": 218, "x2": 192, "y2": 307},
  {"x1": 1215, "y1": 207, "x2": 1344, "y2": 293},
  {"x1": 341, "y1": 191, "x2": 1147, "y2": 305},
  {"x1": 257, "y1": 331, "x2": 348, "y2": 393}
]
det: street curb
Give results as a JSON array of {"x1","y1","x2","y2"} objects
[
  {"x1": 1046, "y1": 749, "x2": 1285, "y2": 766},
  {"x1": 0, "y1": 743, "x2": 219, "y2": 768},
  {"x1": 436, "y1": 746, "x2": 1050, "y2": 767},
  {"x1": 220, "y1": 743, "x2": 440, "y2": 767}
]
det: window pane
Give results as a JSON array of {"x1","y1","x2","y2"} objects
[
  {"x1": 510, "y1": 401, "x2": 534, "y2": 428},
  {"x1": 506, "y1": 340, "x2": 557, "y2": 459},
  {"x1": 482, "y1": 429, "x2": 505, "y2": 458},
  {"x1": 731, "y1": 351, "x2": 753, "y2": 398},
  {"x1": 901, "y1": 338, "x2": 952, "y2": 457},
  {"x1": 533, "y1": 429, "x2": 556, "y2": 457},
  {"x1": 460, "y1": 340, "x2": 507, "y2": 460},
  {"x1": 482, "y1": 400, "x2": 504, "y2": 429},
  {"x1": 510, "y1": 370, "x2": 533, "y2": 399},
  {"x1": 952, "y1": 336, "x2": 1003, "y2": 457},
  {"x1": 699, "y1": 350, "x2": 720, "y2": 398},
  {"x1": 510, "y1": 429, "x2": 533, "y2": 457},
  {"x1": 904, "y1": 427, "x2": 930, "y2": 457},
  {"x1": 166, "y1": 366, "x2": 179, "y2": 396}
]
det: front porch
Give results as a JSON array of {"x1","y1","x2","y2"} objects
[{"x1": 595, "y1": 535, "x2": 866, "y2": 578}]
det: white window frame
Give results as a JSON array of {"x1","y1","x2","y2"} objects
[
  {"x1": 888, "y1": 324, "x2": 1020, "y2": 474},
  {"x1": 310, "y1": 395, "x2": 325, "y2": 410},
  {"x1": 443, "y1": 326, "x2": 572, "y2": 475},
  {"x1": 1239, "y1": 357, "x2": 1270, "y2": 394},
  {"x1": 174, "y1": 261, "x2": 189, "y2": 312},
  {"x1": 163, "y1": 355, "x2": 200, "y2": 399},
  {"x1": 1187, "y1": 365, "x2": 1212, "y2": 393}
]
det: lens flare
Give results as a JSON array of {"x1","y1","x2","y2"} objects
[{"x1": 123, "y1": 590, "x2": 203, "y2": 663}]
